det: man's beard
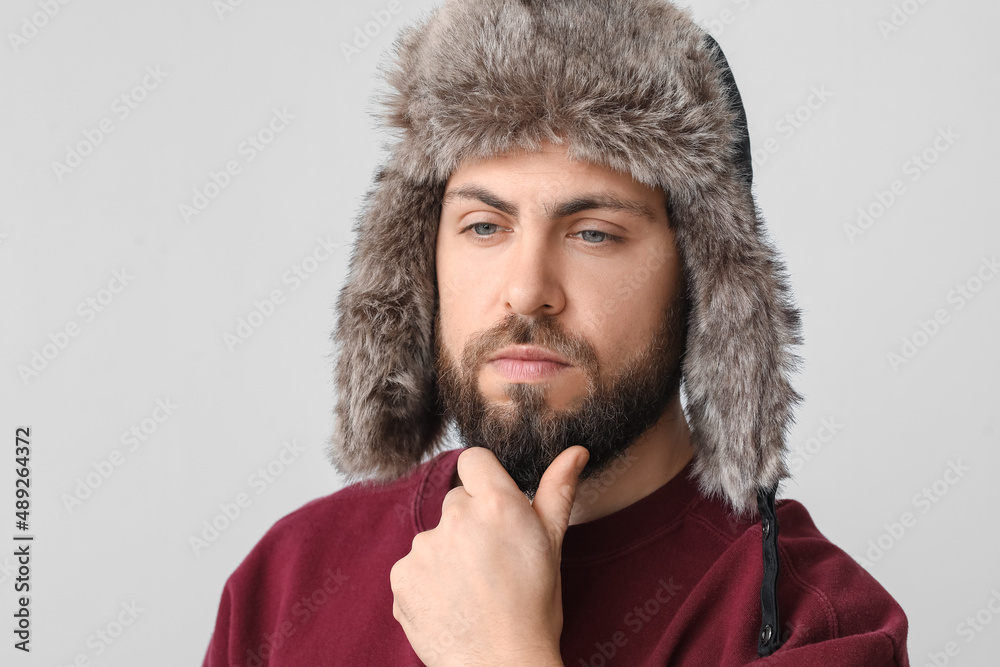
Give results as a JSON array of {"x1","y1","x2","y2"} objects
[{"x1": 433, "y1": 294, "x2": 687, "y2": 498}]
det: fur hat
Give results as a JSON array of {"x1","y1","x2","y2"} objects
[{"x1": 327, "y1": 0, "x2": 803, "y2": 516}]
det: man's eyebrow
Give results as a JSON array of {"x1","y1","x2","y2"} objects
[
  {"x1": 442, "y1": 186, "x2": 518, "y2": 217},
  {"x1": 549, "y1": 194, "x2": 659, "y2": 223},
  {"x1": 442, "y1": 185, "x2": 661, "y2": 223}
]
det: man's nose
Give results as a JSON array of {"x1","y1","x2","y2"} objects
[{"x1": 500, "y1": 230, "x2": 566, "y2": 317}]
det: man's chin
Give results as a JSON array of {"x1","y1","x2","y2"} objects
[{"x1": 456, "y1": 404, "x2": 584, "y2": 497}]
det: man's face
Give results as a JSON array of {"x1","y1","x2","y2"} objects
[{"x1": 434, "y1": 141, "x2": 687, "y2": 497}]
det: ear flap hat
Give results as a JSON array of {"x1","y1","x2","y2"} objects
[{"x1": 328, "y1": 0, "x2": 802, "y2": 655}]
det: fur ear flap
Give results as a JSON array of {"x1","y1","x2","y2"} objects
[
  {"x1": 326, "y1": 166, "x2": 447, "y2": 483},
  {"x1": 674, "y1": 183, "x2": 803, "y2": 515}
]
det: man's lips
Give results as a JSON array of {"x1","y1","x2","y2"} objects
[
  {"x1": 488, "y1": 345, "x2": 571, "y2": 364},
  {"x1": 487, "y1": 345, "x2": 571, "y2": 381}
]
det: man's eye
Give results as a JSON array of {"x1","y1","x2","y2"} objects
[
  {"x1": 459, "y1": 224, "x2": 623, "y2": 245},
  {"x1": 574, "y1": 234, "x2": 622, "y2": 245},
  {"x1": 461, "y1": 222, "x2": 500, "y2": 237},
  {"x1": 574, "y1": 229, "x2": 623, "y2": 244}
]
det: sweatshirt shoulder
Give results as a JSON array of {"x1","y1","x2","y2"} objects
[
  {"x1": 772, "y1": 498, "x2": 909, "y2": 662},
  {"x1": 260, "y1": 451, "x2": 451, "y2": 547},
  {"x1": 232, "y1": 448, "x2": 460, "y2": 574},
  {"x1": 774, "y1": 498, "x2": 895, "y2": 605}
]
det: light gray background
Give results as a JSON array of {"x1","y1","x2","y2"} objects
[{"x1": 2, "y1": 0, "x2": 997, "y2": 664}]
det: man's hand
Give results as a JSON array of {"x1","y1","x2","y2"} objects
[{"x1": 390, "y1": 445, "x2": 589, "y2": 667}]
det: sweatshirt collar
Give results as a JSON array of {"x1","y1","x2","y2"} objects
[{"x1": 560, "y1": 457, "x2": 699, "y2": 564}]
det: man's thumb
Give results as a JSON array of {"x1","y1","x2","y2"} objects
[{"x1": 532, "y1": 446, "x2": 589, "y2": 543}]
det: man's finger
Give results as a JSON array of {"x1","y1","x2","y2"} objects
[
  {"x1": 440, "y1": 485, "x2": 469, "y2": 514},
  {"x1": 455, "y1": 447, "x2": 521, "y2": 497},
  {"x1": 531, "y1": 446, "x2": 589, "y2": 544}
]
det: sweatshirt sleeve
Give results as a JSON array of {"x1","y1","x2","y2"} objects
[
  {"x1": 202, "y1": 576, "x2": 235, "y2": 666},
  {"x1": 751, "y1": 630, "x2": 906, "y2": 666}
]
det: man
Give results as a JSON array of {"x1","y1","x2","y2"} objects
[{"x1": 203, "y1": 0, "x2": 909, "y2": 665}]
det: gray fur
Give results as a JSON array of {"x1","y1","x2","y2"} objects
[{"x1": 328, "y1": 0, "x2": 803, "y2": 514}]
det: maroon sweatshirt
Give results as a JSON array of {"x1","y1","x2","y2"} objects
[{"x1": 203, "y1": 449, "x2": 909, "y2": 666}]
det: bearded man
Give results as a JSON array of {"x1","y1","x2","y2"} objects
[{"x1": 203, "y1": 1, "x2": 909, "y2": 665}]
